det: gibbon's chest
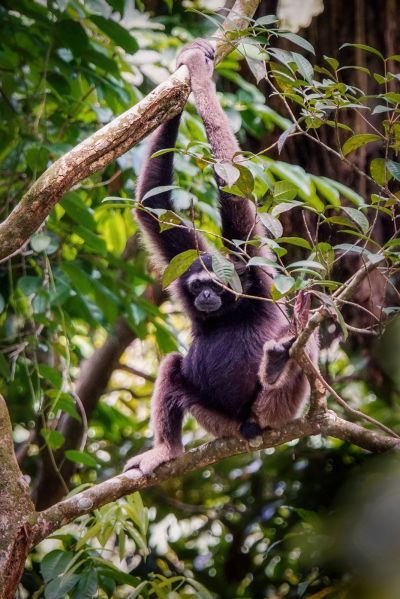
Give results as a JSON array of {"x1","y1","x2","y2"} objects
[{"x1": 182, "y1": 321, "x2": 269, "y2": 416}]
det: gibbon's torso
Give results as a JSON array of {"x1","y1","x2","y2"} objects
[{"x1": 182, "y1": 305, "x2": 284, "y2": 419}]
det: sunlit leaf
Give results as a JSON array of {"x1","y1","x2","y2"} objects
[
  {"x1": 342, "y1": 134, "x2": 381, "y2": 156},
  {"x1": 162, "y1": 249, "x2": 199, "y2": 288}
]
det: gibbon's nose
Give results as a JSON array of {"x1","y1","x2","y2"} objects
[{"x1": 203, "y1": 289, "x2": 211, "y2": 299}]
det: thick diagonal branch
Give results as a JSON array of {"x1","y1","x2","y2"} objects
[{"x1": 0, "y1": 0, "x2": 260, "y2": 263}]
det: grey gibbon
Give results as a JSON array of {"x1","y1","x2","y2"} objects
[{"x1": 124, "y1": 39, "x2": 319, "y2": 474}]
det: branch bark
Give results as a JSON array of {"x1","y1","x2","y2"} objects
[
  {"x1": 32, "y1": 411, "x2": 400, "y2": 547},
  {"x1": 0, "y1": 0, "x2": 260, "y2": 263}
]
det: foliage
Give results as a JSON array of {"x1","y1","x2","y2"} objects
[{"x1": 0, "y1": 1, "x2": 399, "y2": 598}]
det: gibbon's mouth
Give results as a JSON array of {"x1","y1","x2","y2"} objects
[{"x1": 194, "y1": 297, "x2": 222, "y2": 313}]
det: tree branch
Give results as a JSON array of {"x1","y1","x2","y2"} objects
[
  {"x1": 32, "y1": 411, "x2": 400, "y2": 547},
  {"x1": 0, "y1": 0, "x2": 260, "y2": 263}
]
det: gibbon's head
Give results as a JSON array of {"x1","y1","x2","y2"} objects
[{"x1": 182, "y1": 254, "x2": 246, "y2": 318}]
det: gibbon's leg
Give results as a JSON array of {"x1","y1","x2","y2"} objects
[
  {"x1": 188, "y1": 403, "x2": 244, "y2": 439},
  {"x1": 249, "y1": 293, "x2": 319, "y2": 429},
  {"x1": 124, "y1": 354, "x2": 187, "y2": 474}
]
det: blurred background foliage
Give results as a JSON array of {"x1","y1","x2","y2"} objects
[{"x1": 0, "y1": 0, "x2": 400, "y2": 597}]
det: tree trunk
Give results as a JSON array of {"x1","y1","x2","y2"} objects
[{"x1": 0, "y1": 395, "x2": 37, "y2": 599}]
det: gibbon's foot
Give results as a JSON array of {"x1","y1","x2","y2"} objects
[
  {"x1": 240, "y1": 420, "x2": 263, "y2": 440},
  {"x1": 176, "y1": 39, "x2": 215, "y2": 75},
  {"x1": 264, "y1": 337, "x2": 295, "y2": 385},
  {"x1": 123, "y1": 445, "x2": 183, "y2": 475}
]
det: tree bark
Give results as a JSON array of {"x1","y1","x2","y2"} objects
[{"x1": 0, "y1": 395, "x2": 37, "y2": 599}]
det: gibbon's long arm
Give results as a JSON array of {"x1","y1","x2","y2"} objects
[
  {"x1": 177, "y1": 41, "x2": 263, "y2": 254},
  {"x1": 135, "y1": 114, "x2": 207, "y2": 265}
]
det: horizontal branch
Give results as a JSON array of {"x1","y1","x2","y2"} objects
[{"x1": 32, "y1": 411, "x2": 400, "y2": 547}]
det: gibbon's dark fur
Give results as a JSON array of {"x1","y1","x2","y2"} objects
[{"x1": 124, "y1": 40, "x2": 318, "y2": 474}]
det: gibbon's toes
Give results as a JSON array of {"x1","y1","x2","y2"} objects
[
  {"x1": 124, "y1": 447, "x2": 183, "y2": 475},
  {"x1": 191, "y1": 39, "x2": 215, "y2": 61},
  {"x1": 123, "y1": 453, "x2": 144, "y2": 472},
  {"x1": 176, "y1": 39, "x2": 215, "y2": 70},
  {"x1": 240, "y1": 420, "x2": 263, "y2": 440}
]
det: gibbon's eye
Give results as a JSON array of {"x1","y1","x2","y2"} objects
[
  {"x1": 210, "y1": 281, "x2": 224, "y2": 295},
  {"x1": 189, "y1": 279, "x2": 203, "y2": 294}
]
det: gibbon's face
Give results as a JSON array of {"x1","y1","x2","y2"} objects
[
  {"x1": 188, "y1": 272, "x2": 224, "y2": 313},
  {"x1": 184, "y1": 256, "x2": 228, "y2": 315}
]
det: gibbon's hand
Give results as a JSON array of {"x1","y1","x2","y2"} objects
[{"x1": 176, "y1": 39, "x2": 215, "y2": 79}]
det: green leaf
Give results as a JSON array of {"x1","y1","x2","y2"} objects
[
  {"x1": 55, "y1": 19, "x2": 89, "y2": 55},
  {"x1": 61, "y1": 193, "x2": 96, "y2": 229},
  {"x1": 271, "y1": 200, "x2": 303, "y2": 217},
  {"x1": 30, "y1": 233, "x2": 51, "y2": 253},
  {"x1": 51, "y1": 392, "x2": 81, "y2": 421},
  {"x1": 372, "y1": 104, "x2": 393, "y2": 115},
  {"x1": 342, "y1": 207, "x2": 369, "y2": 233},
  {"x1": 292, "y1": 52, "x2": 314, "y2": 83},
  {"x1": 340, "y1": 43, "x2": 384, "y2": 60},
  {"x1": 247, "y1": 256, "x2": 281, "y2": 269},
  {"x1": 45, "y1": 573, "x2": 80, "y2": 599},
  {"x1": 311, "y1": 176, "x2": 341, "y2": 207},
  {"x1": 38, "y1": 364, "x2": 63, "y2": 387},
  {"x1": 211, "y1": 253, "x2": 234, "y2": 284},
  {"x1": 235, "y1": 165, "x2": 255, "y2": 196},
  {"x1": 41, "y1": 428, "x2": 65, "y2": 450},
  {"x1": 159, "y1": 210, "x2": 181, "y2": 232},
  {"x1": 41, "y1": 550, "x2": 74, "y2": 583},
  {"x1": 321, "y1": 177, "x2": 364, "y2": 206},
  {"x1": 293, "y1": 507, "x2": 322, "y2": 528},
  {"x1": 90, "y1": 15, "x2": 139, "y2": 53},
  {"x1": 279, "y1": 32, "x2": 315, "y2": 55},
  {"x1": 71, "y1": 569, "x2": 98, "y2": 599},
  {"x1": 62, "y1": 263, "x2": 93, "y2": 296},
  {"x1": 342, "y1": 134, "x2": 381, "y2": 156},
  {"x1": 289, "y1": 260, "x2": 326, "y2": 272},
  {"x1": 255, "y1": 15, "x2": 279, "y2": 26},
  {"x1": 334, "y1": 243, "x2": 384, "y2": 264},
  {"x1": 17, "y1": 276, "x2": 42, "y2": 296},
  {"x1": 162, "y1": 249, "x2": 199, "y2": 288},
  {"x1": 102, "y1": 212, "x2": 127, "y2": 255},
  {"x1": 25, "y1": 145, "x2": 50, "y2": 172},
  {"x1": 0, "y1": 293, "x2": 5, "y2": 314},
  {"x1": 65, "y1": 450, "x2": 98, "y2": 467},
  {"x1": 0, "y1": 353, "x2": 11, "y2": 380},
  {"x1": 75, "y1": 226, "x2": 107, "y2": 255},
  {"x1": 273, "y1": 274, "x2": 295, "y2": 295},
  {"x1": 273, "y1": 180, "x2": 297, "y2": 202},
  {"x1": 277, "y1": 236, "x2": 312, "y2": 250},
  {"x1": 277, "y1": 123, "x2": 296, "y2": 154},
  {"x1": 386, "y1": 160, "x2": 400, "y2": 181},
  {"x1": 141, "y1": 185, "x2": 180, "y2": 203},
  {"x1": 214, "y1": 162, "x2": 240, "y2": 187},
  {"x1": 324, "y1": 56, "x2": 339, "y2": 71},
  {"x1": 370, "y1": 158, "x2": 391, "y2": 185},
  {"x1": 259, "y1": 213, "x2": 283, "y2": 238}
]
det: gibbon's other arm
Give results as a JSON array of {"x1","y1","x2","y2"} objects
[
  {"x1": 135, "y1": 114, "x2": 207, "y2": 265},
  {"x1": 176, "y1": 41, "x2": 264, "y2": 257}
]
